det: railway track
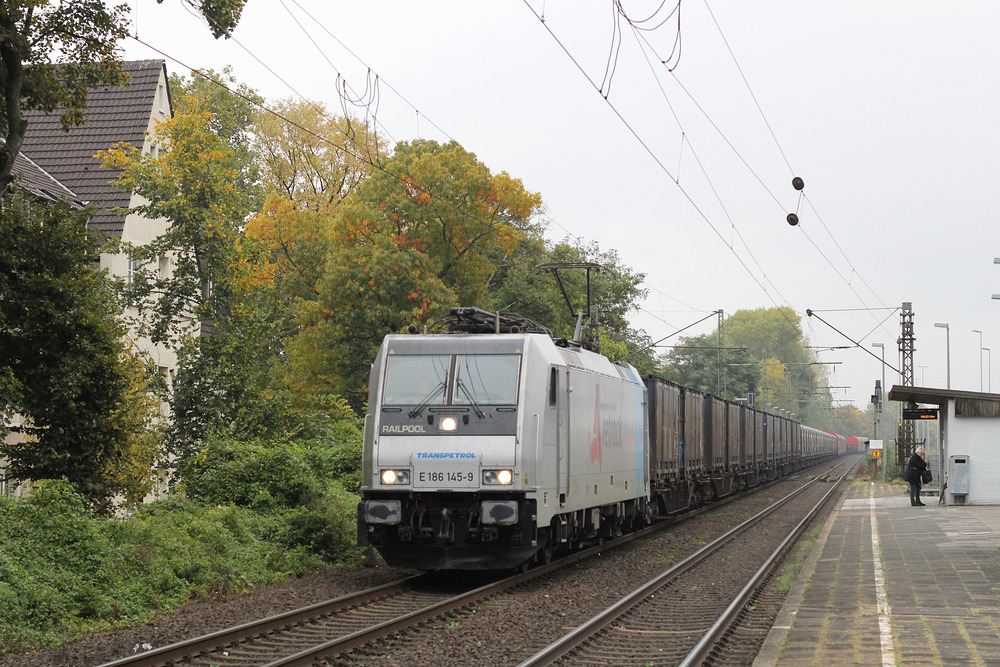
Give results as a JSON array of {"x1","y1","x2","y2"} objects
[
  {"x1": 97, "y1": 571, "x2": 510, "y2": 667},
  {"x1": 99, "y1": 458, "x2": 853, "y2": 667},
  {"x1": 99, "y1": 523, "x2": 665, "y2": 667},
  {"x1": 517, "y1": 457, "x2": 856, "y2": 666}
]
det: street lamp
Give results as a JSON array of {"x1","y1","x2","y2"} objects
[
  {"x1": 934, "y1": 323, "x2": 951, "y2": 389},
  {"x1": 871, "y1": 343, "x2": 885, "y2": 441},
  {"x1": 994, "y1": 257, "x2": 1000, "y2": 299},
  {"x1": 973, "y1": 329, "x2": 983, "y2": 391}
]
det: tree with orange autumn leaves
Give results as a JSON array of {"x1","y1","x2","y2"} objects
[
  {"x1": 100, "y1": 81, "x2": 296, "y2": 462},
  {"x1": 102, "y1": 76, "x2": 638, "y2": 447},
  {"x1": 255, "y1": 138, "x2": 543, "y2": 409}
]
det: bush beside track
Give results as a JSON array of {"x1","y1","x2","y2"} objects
[{"x1": 0, "y1": 436, "x2": 368, "y2": 654}]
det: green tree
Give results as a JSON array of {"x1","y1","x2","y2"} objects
[
  {"x1": 659, "y1": 331, "x2": 760, "y2": 399},
  {"x1": 169, "y1": 67, "x2": 264, "y2": 209},
  {"x1": 487, "y1": 237, "x2": 657, "y2": 373},
  {"x1": 295, "y1": 231, "x2": 455, "y2": 409},
  {"x1": 244, "y1": 100, "x2": 385, "y2": 340},
  {"x1": 253, "y1": 97, "x2": 381, "y2": 210},
  {"x1": 287, "y1": 138, "x2": 542, "y2": 410},
  {"x1": 99, "y1": 93, "x2": 257, "y2": 346},
  {"x1": 656, "y1": 307, "x2": 834, "y2": 425},
  {"x1": 168, "y1": 0, "x2": 248, "y2": 38},
  {"x1": 0, "y1": 194, "x2": 160, "y2": 510},
  {"x1": 245, "y1": 101, "x2": 390, "y2": 409},
  {"x1": 99, "y1": 88, "x2": 288, "y2": 462},
  {"x1": 831, "y1": 405, "x2": 873, "y2": 438},
  {"x1": 0, "y1": 365, "x2": 21, "y2": 438},
  {"x1": 0, "y1": 0, "x2": 130, "y2": 193},
  {"x1": 342, "y1": 139, "x2": 542, "y2": 305},
  {"x1": 724, "y1": 307, "x2": 830, "y2": 423}
]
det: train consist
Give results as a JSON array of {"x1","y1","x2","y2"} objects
[{"x1": 358, "y1": 308, "x2": 841, "y2": 571}]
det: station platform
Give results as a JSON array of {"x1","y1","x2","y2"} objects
[{"x1": 754, "y1": 481, "x2": 1000, "y2": 666}]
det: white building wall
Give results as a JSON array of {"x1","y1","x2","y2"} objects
[
  {"x1": 98, "y1": 66, "x2": 201, "y2": 418},
  {"x1": 945, "y1": 399, "x2": 1000, "y2": 505}
]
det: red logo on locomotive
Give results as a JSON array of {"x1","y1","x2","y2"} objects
[{"x1": 591, "y1": 386, "x2": 602, "y2": 468}]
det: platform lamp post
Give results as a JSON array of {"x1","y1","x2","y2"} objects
[
  {"x1": 934, "y1": 323, "x2": 951, "y2": 389},
  {"x1": 993, "y1": 257, "x2": 1000, "y2": 301},
  {"x1": 973, "y1": 329, "x2": 983, "y2": 392}
]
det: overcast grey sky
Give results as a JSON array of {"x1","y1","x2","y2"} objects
[{"x1": 123, "y1": 1, "x2": 1000, "y2": 409}]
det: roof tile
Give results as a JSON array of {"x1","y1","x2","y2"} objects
[{"x1": 20, "y1": 60, "x2": 167, "y2": 239}]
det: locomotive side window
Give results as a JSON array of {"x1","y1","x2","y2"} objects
[
  {"x1": 454, "y1": 354, "x2": 520, "y2": 405},
  {"x1": 383, "y1": 355, "x2": 450, "y2": 405},
  {"x1": 548, "y1": 367, "x2": 557, "y2": 406}
]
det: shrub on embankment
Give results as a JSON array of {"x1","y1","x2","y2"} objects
[{"x1": 0, "y1": 436, "x2": 364, "y2": 654}]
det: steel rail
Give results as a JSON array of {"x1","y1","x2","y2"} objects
[
  {"x1": 517, "y1": 457, "x2": 856, "y2": 667},
  {"x1": 95, "y1": 576, "x2": 424, "y2": 667},
  {"x1": 678, "y1": 458, "x2": 854, "y2": 666},
  {"x1": 257, "y1": 517, "x2": 697, "y2": 666},
  {"x1": 98, "y1": 457, "x2": 846, "y2": 667}
]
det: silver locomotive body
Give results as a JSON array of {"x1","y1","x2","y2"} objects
[{"x1": 358, "y1": 330, "x2": 649, "y2": 570}]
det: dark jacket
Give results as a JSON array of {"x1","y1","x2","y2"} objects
[{"x1": 904, "y1": 453, "x2": 928, "y2": 484}]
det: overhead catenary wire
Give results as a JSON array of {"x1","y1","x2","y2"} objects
[
  {"x1": 139, "y1": 3, "x2": 732, "y2": 342},
  {"x1": 528, "y1": 2, "x2": 874, "y2": 395},
  {"x1": 129, "y1": 37, "x2": 549, "y2": 267},
  {"x1": 282, "y1": 0, "x2": 455, "y2": 143},
  {"x1": 129, "y1": 34, "x2": 721, "y2": 358},
  {"x1": 625, "y1": 18, "x2": 788, "y2": 309},
  {"x1": 700, "y1": 1, "x2": 897, "y2": 337},
  {"x1": 540, "y1": 0, "x2": 894, "y2": 374},
  {"x1": 521, "y1": 0, "x2": 788, "y2": 321},
  {"x1": 618, "y1": 0, "x2": 897, "y2": 343},
  {"x1": 142, "y1": 4, "x2": 894, "y2": 387}
]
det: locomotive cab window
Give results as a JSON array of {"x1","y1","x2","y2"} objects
[
  {"x1": 383, "y1": 353, "x2": 520, "y2": 406},
  {"x1": 383, "y1": 354, "x2": 450, "y2": 405},
  {"x1": 454, "y1": 354, "x2": 520, "y2": 405}
]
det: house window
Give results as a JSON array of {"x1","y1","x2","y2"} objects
[
  {"x1": 128, "y1": 257, "x2": 138, "y2": 284},
  {"x1": 158, "y1": 255, "x2": 169, "y2": 279}
]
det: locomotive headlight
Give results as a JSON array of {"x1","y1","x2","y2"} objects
[
  {"x1": 482, "y1": 469, "x2": 514, "y2": 485},
  {"x1": 380, "y1": 469, "x2": 410, "y2": 485},
  {"x1": 440, "y1": 416, "x2": 458, "y2": 432}
]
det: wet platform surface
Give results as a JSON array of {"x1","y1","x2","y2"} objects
[{"x1": 754, "y1": 481, "x2": 1000, "y2": 666}]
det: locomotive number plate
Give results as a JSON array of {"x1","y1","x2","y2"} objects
[
  {"x1": 413, "y1": 465, "x2": 478, "y2": 488},
  {"x1": 418, "y1": 471, "x2": 475, "y2": 483}
]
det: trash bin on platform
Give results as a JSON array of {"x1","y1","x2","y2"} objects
[{"x1": 949, "y1": 454, "x2": 970, "y2": 503}]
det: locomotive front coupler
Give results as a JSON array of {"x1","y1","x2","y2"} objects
[{"x1": 437, "y1": 508, "x2": 455, "y2": 543}]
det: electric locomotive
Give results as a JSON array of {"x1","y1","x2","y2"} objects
[{"x1": 357, "y1": 307, "x2": 649, "y2": 570}]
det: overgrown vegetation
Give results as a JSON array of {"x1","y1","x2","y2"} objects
[
  {"x1": 0, "y1": 427, "x2": 365, "y2": 654},
  {"x1": 774, "y1": 524, "x2": 822, "y2": 592}
]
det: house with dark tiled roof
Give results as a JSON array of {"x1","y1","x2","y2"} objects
[
  {"x1": 18, "y1": 59, "x2": 181, "y2": 374},
  {"x1": 21, "y1": 60, "x2": 172, "y2": 238},
  {"x1": 11, "y1": 152, "x2": 82, "y2": 205},
  {"x1": 3, "y1": 60, "x2": 183, "y2": 497}
]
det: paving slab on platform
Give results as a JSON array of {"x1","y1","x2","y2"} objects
[{"x1": 755, "y1": 481, "x2": 1000, "y2": 666}]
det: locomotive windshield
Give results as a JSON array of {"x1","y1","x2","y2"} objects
[
  {"x1": 454, "y1": 354, "x2": 520, "y2": 405},
  {"x1": 383, "y1": 353, "x2": 521, "y2": 406},
  {"x1": 383, "y1": 354, "x2": 450, "y2": 405}
]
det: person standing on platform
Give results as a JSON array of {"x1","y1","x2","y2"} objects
[{"x1": 904, "y1": 446, "x2": 928, "y2": 506}]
